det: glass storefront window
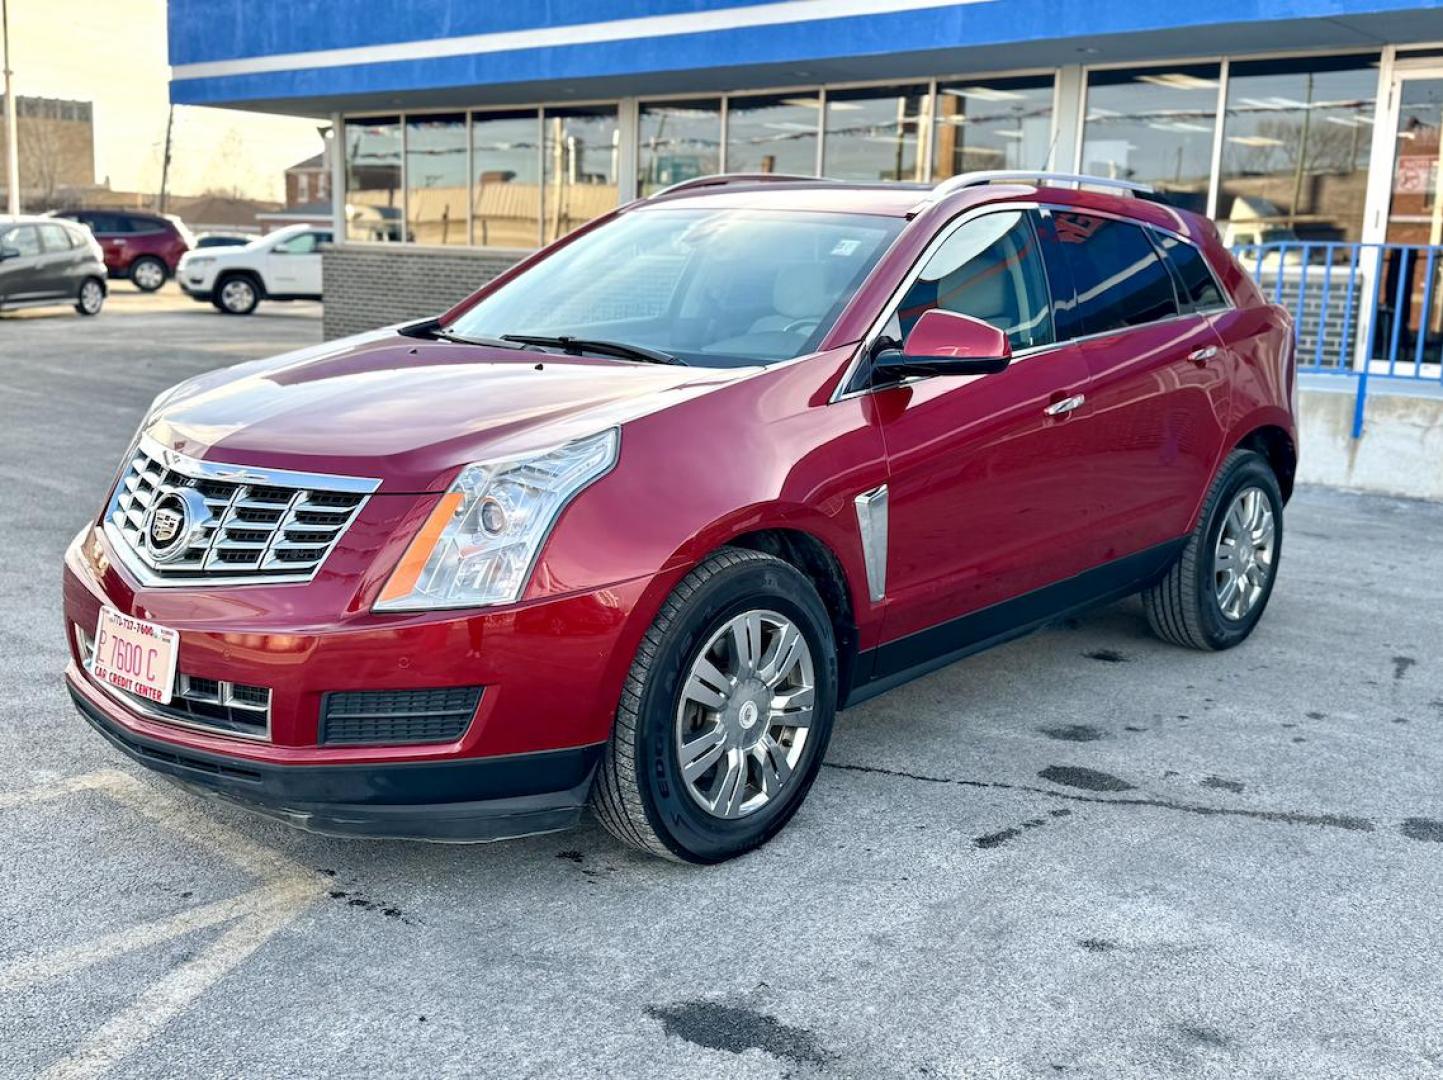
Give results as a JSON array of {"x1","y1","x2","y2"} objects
[
  {"x1": 343, "y1": 116, "x2": 403, "y2": 242},
  {"x1": 472, "y1": 110, "x2": 541, "y2": 248},
  {"x1": 639, "y1": 100, "x2": 722, "y2": 195},
  {"x1": 1218, "y1": 54, "x2": 1377, "y2": 245},
  {"x1": 726, "y1": 93, "x2": 820, "y2": 175},
  {"x1": 405, "y1": 113, "x2": 468, "y2": 245},
  {"x1": 543, "y1": 106, "x2": 620, "y2": 244},
  {"x1": 1082, "y1": 65, "x2": 1221, "y2": 211},
  {"x1": 932, "y1": 75, "x2": 1055, "y2": 180},
  {"x1": 822, "y1": 84, "x2": 929, "y2": 182}
]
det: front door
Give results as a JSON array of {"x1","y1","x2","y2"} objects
[
  {"x1": 267, "y1": 231, "x2": 323, "y2": 295},
  {"x1": 868, "y1": 208, "x2": 1102, "y2": 670}
]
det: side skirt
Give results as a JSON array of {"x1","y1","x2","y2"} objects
[{"x1": 841, "y1": 539, "x2": 1185, "y2": 708}]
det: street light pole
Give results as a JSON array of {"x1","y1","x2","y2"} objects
[{"x1": 2, "y1": 0, "x2": 19, "y2": 215}]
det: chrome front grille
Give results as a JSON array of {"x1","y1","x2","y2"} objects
[{"x1": 105, "y1": 434, "x2": 379, "y2": 586}]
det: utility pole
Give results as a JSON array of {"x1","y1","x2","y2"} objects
[
  {"x1": 158, "y1": 103, "x2": 173, "y2": 212},
  {"x1": 2, "y1": 0, "x2": 19, "y2": 215}
]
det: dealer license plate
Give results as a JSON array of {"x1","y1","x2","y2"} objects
[{"x1": 90, "y1": 607, "x2": 179, "y2": 705}]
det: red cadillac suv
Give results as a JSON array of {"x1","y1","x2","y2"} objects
[{"x1": 63, "y1": 172, "x2": 1296, "y2": 863}]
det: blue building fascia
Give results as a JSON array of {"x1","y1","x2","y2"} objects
[{"x1": 169, "y1": 0, "x2": 1443, "y2": 112}]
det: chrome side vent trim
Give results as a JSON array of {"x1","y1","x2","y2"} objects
[{"x1": 854, "y1": 484, "x2": 889, "y2": 603}]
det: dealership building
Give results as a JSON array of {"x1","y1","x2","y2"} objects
[{"x1": 169, "y1": 0, "x2": 1443, "y2": 495}]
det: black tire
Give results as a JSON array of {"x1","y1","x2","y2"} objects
[
  {"x1": 215, "y1": 273, "x2": 260, "y2": 315},
  {"x1": 129, "y1": 256, "x2": 167, "y2": 292},
  {"x1": 1143, "y1": 449, "x2": 1283, "y2": 651},
  {"x1": 75, "y1": 277, "x2": 105, "y2": 316},
  {"x1": 591, "y1": 547, "x2": 838, "y2": 863}
]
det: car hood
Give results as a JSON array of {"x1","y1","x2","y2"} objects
[{"x1": 146, "y1": 330, "x2": 754, "y2": 491}]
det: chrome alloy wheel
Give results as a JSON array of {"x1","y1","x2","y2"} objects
[
  {"x1": 220, "y1": 277, "x2": 256, "y2": 313},
  {"x1": 1214, "y1": 486, "x2": 1276, "y2": 621},
  {"x1": 674, "y1": 609, "x2": 816, "y2": 820},
  {"x1": 78, "y1": 279, "x2": 103, "y2": 314},
  {"x1": 132, "y1": 259, "x2": 165, "y2": 291}
]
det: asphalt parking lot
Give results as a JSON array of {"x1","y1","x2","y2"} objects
[{"x1": 3, "y1": 288, "x2": 1442, "y2": 1079}]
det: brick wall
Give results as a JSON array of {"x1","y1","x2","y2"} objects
[{"x1": 322, "y1": 243, "x2": 529, "y2": 340}]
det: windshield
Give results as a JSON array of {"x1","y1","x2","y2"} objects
[{"x1": 445, "y1": 207, "x2": 904, "y2": 367}]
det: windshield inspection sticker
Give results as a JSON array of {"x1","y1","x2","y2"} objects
[{"x1": 831, "y1": 238, "x2": 862, "y2": 256}]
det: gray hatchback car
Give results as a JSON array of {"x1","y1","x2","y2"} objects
[{"x1": 0, "y1": 215, "x2": 107, "y2": 316}]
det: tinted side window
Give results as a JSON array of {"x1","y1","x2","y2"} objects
[
  {"x1": 2, "y1": 226, "x2": 42, "y2": 257},
  {"x1": 38, "y1": 223, "x2": 75, "y2": 251},
  {"x1": 1051, "y1": 213, "x2": 1179, "y2": 335},
  {"x1": 895, "y1": 210, "x2": 1054, "y2": 351},
  {"x1": 87, "y1": 213, "x2": 129, "y2": 234},
  {"x1": 1151, "y1": 230, "x2": 1225, "y2": 312}
]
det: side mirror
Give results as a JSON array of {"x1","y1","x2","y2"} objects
[
  {"x1": 0, "y1": 246, "x2": 19, "y2": 262},
  {"x1": 874, "y1": 309, "x2": 1012, "y2": 380}
]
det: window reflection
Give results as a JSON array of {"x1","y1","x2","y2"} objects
[
  {"x1": 933, "y1": 76, "x2": 1055, "y2": 179},
  {"x1": 1219, "y1": 55, "x2": 1377, "y2": 245},
  {"x1": 405, "y1": 113, "x2": 468, "y2": 246},
  {"x1": 472, "y1": 110, "x2": 541, "y2": 248},
  {"x1": 343, "y1": 117, "x2": 403, "y2": 242},
  {"x1": 726, "y1": 93, "x2": 820, "y2": 175},
  {"x1": 543, "y1": 106, "x2": 620, "y2": 243},
  {"x1": 822, "y1": 85, "x2": 929, "y2": 182},
  {"x1": 639, "y1": 100, "x2": 722, "y2": 195},
  {"x1": 1081, "y1": 65, "x2": 1221, "y2": 211}
]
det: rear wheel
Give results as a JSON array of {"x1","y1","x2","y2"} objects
[
  {"x1": 1143, "y1": 449, "x2": 1283, "y2": 651},
  {"x1": 591, "y1": 548, "x2": 837, "y2": 863},
  {"x1": 129, "y1": 256, "x2": 166, "y2": 292},
  {"x1": 216, "y1": 274, "x2": 259, "y2": 315},
  {"x1": 75, "y1": 277, "x2": 105, "y2": 316}
]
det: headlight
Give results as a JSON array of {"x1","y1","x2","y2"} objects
[
  {"x1": 182, "y1": 255, "x2": 214, "y2": 269},
  {"x1": 374, "y1": 429, "x2": 619, "y2": 612}
]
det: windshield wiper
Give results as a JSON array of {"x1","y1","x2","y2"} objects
[
  {"x1": 500, "y1": 334, "x2": 685, "y2": 366},
  {"x1": 429, "y1": 327, "x2": 530, "y2": 350}
]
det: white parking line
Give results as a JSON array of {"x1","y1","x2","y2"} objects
[
  {"x1": 2, "y1": 767, "x2": 324, "y2": 1078},
  {"x1": 38, "y1": 889, "x2": 311, "y2": 1080}
]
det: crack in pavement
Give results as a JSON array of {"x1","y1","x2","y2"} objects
[{"x1": 823, "y1": 761, "x2": 1377, "y2": 833}]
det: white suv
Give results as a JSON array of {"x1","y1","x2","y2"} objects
[{"x1": 177, "y1": 223, "x2": 330, "y2": 315}]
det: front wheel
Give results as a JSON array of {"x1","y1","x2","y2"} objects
[
  {"x1": 591, "y1": 548, "x2": 838, "y2": 863},
  {"x1": 1143, "y1": 449, "x2": 1283, "y2": 651},
  {"x1": 216, "y1": 275, "x2": 259, "y2": 315},
  {"x1": 129, "y1": 256, "x2": 166, "y2": 292}
]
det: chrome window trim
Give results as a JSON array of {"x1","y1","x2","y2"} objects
[
  {"x1": 104, "y1": 433, "x2": 381, "y2": 589},
  {"x1": 829, "y1": 199, "x2": 1234, "y2": 403}
]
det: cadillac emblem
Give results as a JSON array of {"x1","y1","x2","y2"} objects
[{"x1": 142, "y1": 488, "x2": 208, "y2": 563}]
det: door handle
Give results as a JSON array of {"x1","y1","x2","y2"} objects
[
  {"x1": 1045, "y1": 393, "x2": 1085, "y2": 417},
  {"x1": 1189, "y1": 346, "x2": 1218, "y2": 363}
]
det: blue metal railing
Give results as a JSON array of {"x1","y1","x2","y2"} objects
[{"x1": 1232, "y1": 240, "x2": 1443, "y2": 437}]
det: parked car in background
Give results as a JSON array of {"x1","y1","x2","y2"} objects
[
  {"x1": 0, "y1": 215, "x2": 107, "y2": 315},
  {"x1": 193, "y1": 232, "x2": 253, "y2": 249},
  {"x1": 64, "y1": 172, "x2": 1297, "y2": 863},
  {"x1": 176, "y1": 223, "x2": 329, "y2": 314},
  {"x1": 51, "y1": 209, "x2": 193, "y2": 292}
]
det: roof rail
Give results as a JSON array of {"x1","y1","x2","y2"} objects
[
  {"x1": 923, "y1": 170, "x2": 1155, "y2": 204},
  {"x1": 649, "y1": 172, "x2": 835, "y2": 199}
]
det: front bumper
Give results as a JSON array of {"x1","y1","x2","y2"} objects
[
  {"x1": 69, "y1": 681, "x2": 601, "y2": 841},
  {"x1": 177, "y1": 274, "x2": 213, "y2": 301}
]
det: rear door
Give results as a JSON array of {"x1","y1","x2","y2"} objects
[
  {"x1": 37, "y1": 223, "x2": 82, "y2": 298},
  {"x1": 85, "y1": 212, "x2": 131, "y2": 274},
  {"x1": 868, "y1": 208, "x2": 1101, "y2": 659},
  {"x1": 1047, "y1": 210, "x2": 1230, "y2": 560},
  {"x1": 0, "y1": 225, "x2": 48, "y2": 303}
]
